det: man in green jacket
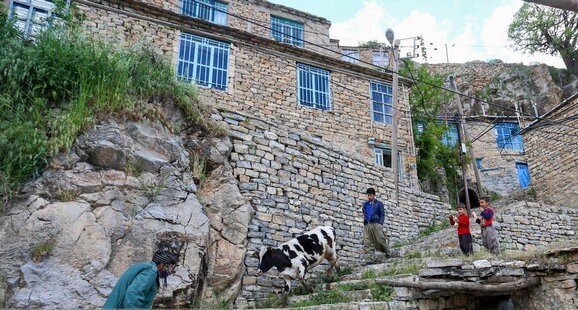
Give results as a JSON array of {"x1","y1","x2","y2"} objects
[{"x1": 103, "y1": 250, "x2": 179, "y2": 309}]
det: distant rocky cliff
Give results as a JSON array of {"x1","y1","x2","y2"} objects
[{"x1": 427, "y1": 62, "x2": 577, "y2": 117}]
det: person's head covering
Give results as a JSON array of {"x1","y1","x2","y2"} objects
[{"x1": 153, "y1": 250, "x2": 179, "y2": 265}]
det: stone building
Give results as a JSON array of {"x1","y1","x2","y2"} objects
[
  {"x1": 522, "y1": 92, "x2": 578, "y2": 207},
  {"x1": 4, "y1": 0, "x2": 452, "y2": 303},
  {"x1": 465, "y1": 116, "x2": 531, "y2": 197}
]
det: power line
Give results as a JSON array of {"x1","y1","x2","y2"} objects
[{"x1": 189, "y1": 0, "x2": 535, "y2": 117}]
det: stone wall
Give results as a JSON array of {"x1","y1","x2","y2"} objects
[
  {"x1": 76, "y1": 0, "x2": 418, "y2": 186},
  {"x1": 111, "y1": 0, "x2": 335, "y2": 57},
  {"x1": 495, "y1": 201, "x2": 577, "y2": 251},
  {"x1": 214, "y1": 109, "x2": 450, "y2": 300},
  {"x1": 523, "y1": 95, "x2": 578, "y2": 207},
  {"x1": 467, "y1": 119, "x2": 527, "y2": 197}
]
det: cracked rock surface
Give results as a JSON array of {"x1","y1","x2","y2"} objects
[{"x1": 0, "y1": 119, "x2": 248, "y2": 309}]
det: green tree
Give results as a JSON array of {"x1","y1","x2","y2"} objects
[
  {"x1": 401, "y1": 61, "x2": 461, "y2": 203},
  {"x1": 508, "y1": 3, "x2": 578, "y2": 71}
]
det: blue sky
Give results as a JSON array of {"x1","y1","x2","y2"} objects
[{"x1": 268, "y1": 0, "x2": 564, "y2": 67}]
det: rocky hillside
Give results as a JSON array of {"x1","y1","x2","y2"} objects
[
  {"x1": 0, "y1": 105, "x2": 250, "y2": 308},
  {"x1": 426, "y1": 62, "x2": 577, "y2": 117}
]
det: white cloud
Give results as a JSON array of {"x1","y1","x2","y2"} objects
[
  {"x1": 480, "y1": 0, "x2": 565, "y2": 67},
  {"x1": 329, "y1": 0, "x2": 566, "y2": 68}
]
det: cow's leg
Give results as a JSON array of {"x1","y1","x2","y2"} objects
[
  {"x1": 281, "y1": 278, "x2": 291, "y2": 307},
  {"x1": 325, "y1": 249, "x2": 340, "y2": 277},
  {"x1": 298, "y1": 267, "x2": 314, "y2": 293}
]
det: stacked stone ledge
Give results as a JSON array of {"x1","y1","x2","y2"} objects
[{"x1": 213, "y1": 109, "x2": 450, "y2": 301}]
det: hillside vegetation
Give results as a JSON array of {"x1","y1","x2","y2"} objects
[{"x1": 0, "y1": 5, "x2": 209, "y2": 208}]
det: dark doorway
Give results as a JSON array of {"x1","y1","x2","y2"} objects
[
  {"x1": 475, "y1": 295, "x2": 514, "y2": 310},
  {"x1": 459, "y1": 188, "x2": 479, "y2": 209}
]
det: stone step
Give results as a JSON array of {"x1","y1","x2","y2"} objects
[
  {"x1": 288, "y1": 289, "x2": 373, "y2": 305},
  {"x1": 255, "y1": 300, "x2": 413, "y2": 310}
]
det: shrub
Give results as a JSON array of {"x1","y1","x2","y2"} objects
[{"x1": 0, "y1": 5, "x2": 210, "y2": 205}]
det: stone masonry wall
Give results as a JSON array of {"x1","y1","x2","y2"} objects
[
  {"x1": 77, "y1": 2, "x2": 179, "y2": 58},
  {"x1": 495, "y1": 201, "x2": 577, "y2": 251},
  {"x1": 467, "y1": 120, "x2": 527, "y2": 197},
  {"x1": 214, "y1": 109, "x2": 450, "y2": 300},
  {"x1": 77, "y1": 0, "x2": 418, "y2": 186},
  {"x1": 523, "y1": 97, "x2": 578, "y2": 207},
  {"x1": 121, "y1": 0, "x2": 335, "y2": 57}
]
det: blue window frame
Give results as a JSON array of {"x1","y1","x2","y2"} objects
[
  {"x1": 182, "y1": 0, "x2": 227, "y2": 25},
  {"x1": 495, "y1": 122, "x2": 524, "y2": 151},
  {"x1": 342, "y1": 50, "x2": 360, "y2": 64},
  {"x1": 475, "y1": 158, "x2": 483, "y2": 170},
  {"x1": 8, "y1": 0, "x2": 55, "y2": 38},
  {"x1": 370, "y1": 81, "x2": 393, "y2": 124},
  {"x1": 271, "y1": 15, "x2": 304, "y2": 47},
  {"x1": 297, "y1": 63, "x2": 331, "y2": 110},
  {"x1": 177, "y1": 33, "x2": 230, "y2": 91},
  {"x1": 441, "y1": 122, "x2": 459, "y2": 147},
  {"x1": 516, "y1": 162, "x2": 531, "y2": 188}
]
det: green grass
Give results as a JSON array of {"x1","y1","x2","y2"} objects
[
  {"x1": 0, "y1": 4, "x2": 213, "y2": 208},
  {"x1": 419, "y1": 218, "x2": 450, "y2": 237},
  {"x1": 290, "y1": 289, "x2": 351, "y2": 308}
]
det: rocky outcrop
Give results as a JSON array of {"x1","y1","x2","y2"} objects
[
  {"x1": 0, "y1": 116, "x2": 249, "y2": 309},
  {"x1": 427, "y1": 62, "x2": 575, "y2": 117}
]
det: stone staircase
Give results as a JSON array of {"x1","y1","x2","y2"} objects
[{"x1": 238, "y1": 225, "x2": 577, "y2": 310}]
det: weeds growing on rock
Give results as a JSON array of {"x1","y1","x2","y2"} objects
[
  {"x1": 55, "y1": 188, "x2": 80, "y2": 202},
  {"x1": 290, "y1": 289, "x2": 351, "y2": 308},
  {"x1": 31, "y1": 238, "x2": 56, "y2": 262}
]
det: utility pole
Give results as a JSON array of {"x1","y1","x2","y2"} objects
[
  {"x1": 448, "y1": 75, "x2": 483, "y2": 213},
  {"x1": 454, "y1": 113, "x2": 472, "y2": 217},
  {"x1": 445, "y1": 43, "x2": 449, "y2": 63},
  {"x1": 386, "y1": 29, "x2": 400, "y2": 202}
]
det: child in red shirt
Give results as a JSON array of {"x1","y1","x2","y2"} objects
[{"x1": 449, "y1": 203, "x2": 473, "y2": 255}]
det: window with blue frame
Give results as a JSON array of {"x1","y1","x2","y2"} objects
[
  {"x1": 271, "y1": 15, "x2": 304, "y2": 47},
  {"x1": 370, "y1": 81, "x2": 393, "y2": 124},
  {"x1": 415, "y1": 120, "x2": 458, "y2": 147},
  {"x1": 8, "y1": 0, "x2": 55, "y2": 38},
  {"x1": 516, "y1": 162, "x2": 531, "y2": 188},
  {"x1": 297, "y1": 63, "x2": 331, "y2": 110},
  {"x1": 441, "y1": 122, "x2": 459, "y2": 147},
  {"x1": 182, "y1": 0, "x2": 227, "y2": 25},
  {"x1": 495, "y1": 122, "x2": 524, "y2": 151},
  {"x1": 177, "y1": 33, "x2": 230, "y2": 91}
]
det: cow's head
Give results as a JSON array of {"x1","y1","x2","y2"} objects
[{"x1": 252, "y1": 246, "x2": 291, "y2": 274}]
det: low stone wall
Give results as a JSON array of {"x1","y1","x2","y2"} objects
[
  {"x1": 496, "y1": 201, "x2": 577, "y2": 251},
  {"x1": 213, "y1": 109, "x2": 450, "y2": 300}
]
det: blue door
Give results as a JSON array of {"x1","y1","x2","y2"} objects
[{"x1": 516, "y1": 163, "x2": 531, "y2": 188}]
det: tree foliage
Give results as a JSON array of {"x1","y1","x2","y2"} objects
[
  {"x1": 401, "y1": 61, "x2": 461, "y2": 203},
  {"x1": 508, "y1": 3, "x2": 578, "y2": 71}
]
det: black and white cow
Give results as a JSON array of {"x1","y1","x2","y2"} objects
[{"x1": 253, "y1": 226, "x2": 339, "y2": 305}]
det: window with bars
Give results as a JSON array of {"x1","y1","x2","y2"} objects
[
  {"x1": 370, "y1": 81, "x2": 393, "y2": 124},
  {"x1": 181, "y1": 0, "x2": 227, "y2": 25},
  {"x1": 271, "y1": 15, "x2": 304, "y2": 47},
  {"x1": 177, "y1": 33, "x2": 230, "y2": 91},
  {"x1": 297, "y1": 63, "x2": 331, "y2": 110},
  {"x1": 372, "y1": 51, "x2": 389, "y2": 67},
  {"x1": 495, "y1": 122, "x2": 524, "y2": 151},
  {"x1": 342, "y1": 50, "x2": 360, "y2": 64},
  {"x1": 8, "y1": 0, "x2": 55, "y2": 38}
]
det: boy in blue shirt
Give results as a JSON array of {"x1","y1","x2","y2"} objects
[{"x1": 362, "y1": 188, "x2": 390, "y2": 263}]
